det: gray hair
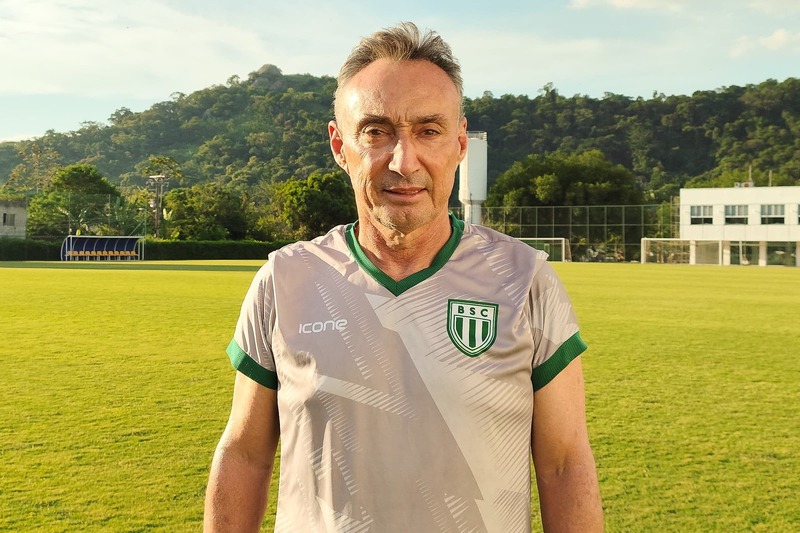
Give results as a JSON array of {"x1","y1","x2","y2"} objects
[{"x1": 334, "y1": 22, "x2": 463, "y2": 116}]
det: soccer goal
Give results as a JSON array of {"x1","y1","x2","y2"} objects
[
  {"x1": 518, "y1": 237, "x2": 571, "y2": 262},
  {"x1": 641, "y1": 238, "x2": 723, "y2": 265}
]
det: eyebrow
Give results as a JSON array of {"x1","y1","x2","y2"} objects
[{"x1": 355, "y1": 113, "x2": 448, "y2": 132}]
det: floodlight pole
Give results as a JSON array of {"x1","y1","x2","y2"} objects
[
  {"x1": 146, "y1": 174, "x2": 169, "y2": 237},
  {"x1": 137, "y1": 207, "x2": 147, "y2": 237}
]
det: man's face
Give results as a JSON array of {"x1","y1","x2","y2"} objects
[{"x1": 329, "y1": 59, "x2": 468, "y2": 236}]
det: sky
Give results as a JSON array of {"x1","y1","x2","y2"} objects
[{"x1": 1, "y1": 0, "x2": 798, "y2": 142}]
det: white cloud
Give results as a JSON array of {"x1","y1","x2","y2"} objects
[
  {"x1": 0, "y1": 0, "x2": 275, "y2": 97},
  {"x1": 746, "y1": 0, "x2": 800, "y2": 15},
  {"x1": 456, "y1": 32, "x2": 610, "y2": 94},
  {"x1": 0, "y1": 132, "x2": 37, "y2": 143},
  {"x1": 451, "y1": 28, "x2": 700, "y2": 98},
  {"x1": 730, "y1": 29, "x2": 800, "y2": 57},
  {"x1": 568, "y1": 0, "x2": 687, "y2": 12}
]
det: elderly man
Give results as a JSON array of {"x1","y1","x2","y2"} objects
[{"x1": 204, "y1": 22, "x2": 603, "y2": 532}]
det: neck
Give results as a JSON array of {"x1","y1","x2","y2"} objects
[{"x1": 356, "y1": 213, "x2": 452, "y2": 281}]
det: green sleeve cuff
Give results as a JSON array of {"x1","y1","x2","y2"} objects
[
  {"x1": 531, "y1": 331, "x2": 587, "y2": 391},
  {"x1": 226, "y1": 339, "x2": 279, "y2": 390}
]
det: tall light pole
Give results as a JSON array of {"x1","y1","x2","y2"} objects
[
  {"x1": 137, "y1": 207, "x2": 147, "y2": 237},
  {"x1": 146, "y1": 174, "x2": 169, "y2": 237}
]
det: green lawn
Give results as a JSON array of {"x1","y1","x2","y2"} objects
[{"x1": 1, "y1": 261, "x2": 797, "y2": 532}]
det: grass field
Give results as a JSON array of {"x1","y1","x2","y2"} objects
[{"x1": 1, "y1": 260, "x2": 798, "y2": 532}]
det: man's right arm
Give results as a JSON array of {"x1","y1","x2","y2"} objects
[{"x1": 204, "y1": 371, "x2": 280, "y2": 532}]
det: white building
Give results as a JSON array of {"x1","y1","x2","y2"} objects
[
  {"x1": 0, "y1": 200, "x2": 27, "y2": 239},
  {"x1": 679, "y1": 185, "x2": 800, "y2": 266},
  {"x1": 458, "y1": 131, "x2": 488, "y2": 225}
]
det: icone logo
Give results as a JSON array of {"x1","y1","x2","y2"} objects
[{"x1": 298, "y1": 319, "x2": 348, "y2": 334}]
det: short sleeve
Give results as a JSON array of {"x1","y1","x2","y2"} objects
[
  {"x1": 529, "y1": 261, "x2": 587, "y2": 391},
  {"x1": 227, "y1": 260, "x2": 279, "y2": 389}
]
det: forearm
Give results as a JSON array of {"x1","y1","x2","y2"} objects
[
  {"x1": 535, "y1": 457, "x2": 603, "y2": 533},
  {"x1": 204, "y1": 443, "x2": 274, "y2": 532}
]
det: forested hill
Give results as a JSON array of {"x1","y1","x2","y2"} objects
[{"x1": 1, "y1": 64, "x2": 799, "y2": 203}]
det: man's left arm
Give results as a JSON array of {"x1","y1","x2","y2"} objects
[{"x1": 531, "y1": 356, "x2": 603, "y2": 532}]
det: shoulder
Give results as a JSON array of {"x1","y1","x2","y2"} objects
[
  {"x1": 460, "y1": 223, "x2": 550, "y2": 263},
  {"x1": 266, "y1": 225, "x2": 353, "y2": 280},
  {"x1": 270, "y1": 225, "x2": 350, "y2": 260}
]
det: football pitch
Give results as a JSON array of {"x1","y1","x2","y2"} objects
[{"x1": 1, "y1": 260, "x2": 798, "y2": 532}]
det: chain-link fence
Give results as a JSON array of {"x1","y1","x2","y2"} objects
[
  {"x1": 7, "y1": 189, "x2": 679, "y2": 264},
  {"x1": 15, "y1": 192, "x2": 150, "y2": 241},
  {"x1": 453, "y1": 204, "x2": 677, "y2": 262}
]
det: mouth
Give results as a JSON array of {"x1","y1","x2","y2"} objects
[
  {"x1": 385, "y1": 186, "x2": 425, "y2": 195},
  {"x1": 383, "y1": 187, "x2": 427, "y2": 202}
]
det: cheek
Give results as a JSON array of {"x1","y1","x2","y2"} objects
[
  {"x1": 349, "y1": 153, "x2": 384, "y2": 184},
  {"x1": 347, "y1": 167, "x2": 376, "y2": 205}
]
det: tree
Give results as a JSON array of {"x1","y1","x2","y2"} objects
[
  {"x1": 4, "y1": 140, "x2": 61, "y2": 193},
  {"x1": 487, "y1": 150, "x2": 642, "y2": 208},
  {"x1": 51, "y1": 164, "x2": 119, "y2": 195},
  {"x1": 139, "y1": 155, "x2": 187, "y2": 186},
  {"x1": 275, "y1": 171, "x2": 357, "y2": 240},
  {"x1": 26, "y1": 164, "x2": 122, "y2": 238},
  {"x1": 6, "y1": 71, "x2": 800, "y2": 243},
  {"x1": 163, "y1": 183, "x2": 248, "y2": 240}
]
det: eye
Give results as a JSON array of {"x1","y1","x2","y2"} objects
[
  {"x1": 418, "y1": 123, "x2": 443, "y2": 137},
  {"x1": 358, "y1": 125, "x2": 391, "y2": 145}
]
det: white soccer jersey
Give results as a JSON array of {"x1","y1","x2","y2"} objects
[{"x1": 228, "y1": 217, "x2": 587, "y2": 532}]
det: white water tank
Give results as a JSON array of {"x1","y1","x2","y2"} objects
[{"x1": 459, "y1": 132, "x2": 488, "y2": 225}]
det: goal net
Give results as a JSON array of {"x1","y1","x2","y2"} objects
[
  {"x1": 641, "y1": 238, "x2": 722, "y2": 265},
  {"x1": 518, "y1": 237, "x2": 570, "y2": 262}
]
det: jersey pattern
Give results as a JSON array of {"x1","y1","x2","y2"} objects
[{"x1": 227, "y1": 218, "x2": 587, "y2": 532}]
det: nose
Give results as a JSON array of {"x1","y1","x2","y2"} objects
[{"x1": 388, "y1": 135, "x2": 420, "y2": 176}]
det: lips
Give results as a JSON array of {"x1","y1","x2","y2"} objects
[{"x1": 385, "y1": 187, "x2": 425, "y2": 195}]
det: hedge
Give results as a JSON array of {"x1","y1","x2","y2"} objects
[
  {"x1": 142, "y1": 239, "x2": 294, "y2": 260},
  {"x1": 0, "y1": 238, "x2": 61, "y2": 261}
]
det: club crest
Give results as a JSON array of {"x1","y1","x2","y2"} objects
[{"x1": 447, "y1": 299, "x2": 498, "y2": 357}]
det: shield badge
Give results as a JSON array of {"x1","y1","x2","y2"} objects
[{"x1": 447, "y1": 299, "x2": 499, "y2": 357}]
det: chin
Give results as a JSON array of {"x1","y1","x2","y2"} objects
[{"x1": 373, "y1": 209, "x2": 430, "y2": 235}]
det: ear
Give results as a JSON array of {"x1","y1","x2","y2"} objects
[
  {"x1": 457, "y1": 116, "x2": 469, "y2": 162},
  {"x1": 328, "y1": 120, "x2": 348, "y2": 171}
]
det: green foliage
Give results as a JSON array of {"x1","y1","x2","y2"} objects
[
  {"x1": 3, "y1": 69, "x2": 800, "y2": 243},
  {"x1": 2, "y1": 66, "x2": 339, "y2": 191},
  {"x1": 462, "y1": 79, "x2": 800, "y2": 200},
  {"x1": 0, "y1": 237, "x2": 61, "y2": 260},
  {"x1": 2, "y1": 139, "x2": 61, "y2": 193},
  {"x1": 143, "y1": 239, "x2": 293, "y2": 260},
  {"x1": 123, "y1": 155, "x2": 187, "y2": 189},
  {"x1": 51, "y1": 164, "x2": 119, "y2": 196},
  {"x1": 487, "y1": 150, "x2": 642, "y2": 207},
  {"x1": 163, "y1": 183, "x2": 248, "y2": 240},
  {"x1": 26, "y1": 165, "x2": 122, "y2": 238},
  {"x1": 274, "y1": 171, "x2": 357, "y2": 240},
  {"x1": 25, "y1": 191, "x2": 70, "y2": 238}
]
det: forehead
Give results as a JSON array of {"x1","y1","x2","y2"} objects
[{"x1": 337, "y1": 59, "x2": 461, "y2": 121}]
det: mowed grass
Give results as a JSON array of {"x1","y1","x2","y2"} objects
[{"x1": 1, "y1": 260, "x2": 798, "y2": 532}]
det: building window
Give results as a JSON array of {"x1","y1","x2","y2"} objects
[
  {"x1": 724, "y1": 205, "x2": 748, "y2": 224},
  {"x1": 690, "y1": 205, "x2": 713, "y2": 225},
  {"x1": 760, "y1": 204, "x2": 784, "y2": 225},
  {"x1": 1, "y1": 213, "x2": 15, "y2": 226}
]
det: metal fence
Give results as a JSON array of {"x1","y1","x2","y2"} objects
[{"x1": 453, "y1": 204, "x2": 676, "y2": 262}]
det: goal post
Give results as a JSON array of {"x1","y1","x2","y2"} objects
[
  {"x1": 641, "y1": 238, "x2": 723, "y2": 265},
  {"x1": 517, "y1": 237, "x2": 570, "y2": 262}
]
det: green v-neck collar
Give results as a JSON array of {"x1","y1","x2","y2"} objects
[{"x1": 345, "y1": 215, "x2": 464, "y2": 296}]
